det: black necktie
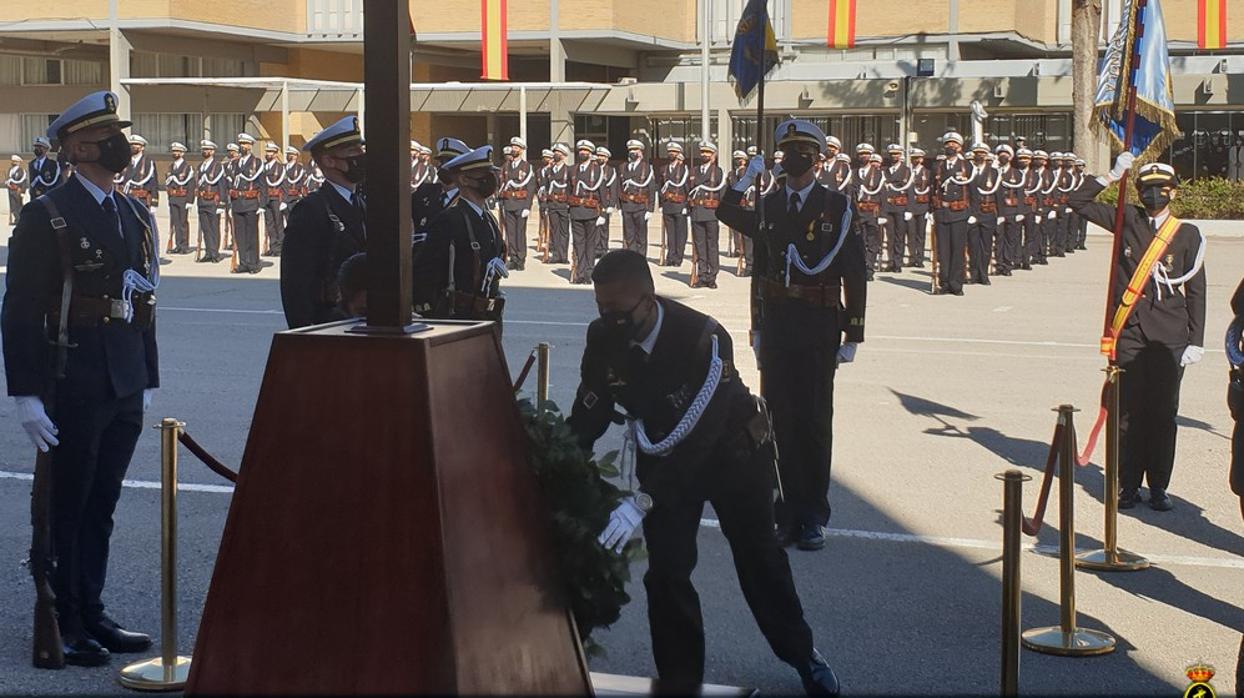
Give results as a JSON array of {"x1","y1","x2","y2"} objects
[
  {"x1": 101, "y1": 195, "x2": 122, "y2": 241},
  {"x1": 789, "y1": 192, "x2": 801, "y2": 218},
  {"x1": 350, "y1": 190, "x2": 367, "y2": 236}
]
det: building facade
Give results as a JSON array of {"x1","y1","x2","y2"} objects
[{"x1": 0, "y1": 0, "x2": 1240, "y2": 179}]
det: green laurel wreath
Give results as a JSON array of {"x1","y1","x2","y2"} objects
[{"x1": 518, "y1": 398, "x2": 641, "y2": 657}]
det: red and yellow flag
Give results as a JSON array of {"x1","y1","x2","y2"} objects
[
  {"x1": 1199, "y1": 0, "x2": 1227, "y2": 49},
  {"x1": 481, "y1": 0, "x2": 508, "y2": 80},
  {"x1": 828, "y1": 0, "x2": 857, "y2": 49}
]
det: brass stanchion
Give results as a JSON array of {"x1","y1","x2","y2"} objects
[
  {"x1": 996, "y1": 469, "x2": 1031, "y2": 696},
  {"x1": 119, "y1": 418, "x2": 192, "y2": 691},
  {"x1": 536, "y1": 342, "x2": 551, "y2": 410},
  {"x1": 1022, "y1": 405, "x2": 1117, "y2": 656},
  {"x1": 1076, "y1": 366, "x2": 1149, "y2": 572}
]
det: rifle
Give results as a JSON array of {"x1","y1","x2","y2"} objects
[
  {"x1": 928, "y1": 215, "x2": 939, "y2": 294},
  {"x1": 194, "y1": 206, "x2": 203, "y2": 262},
  {"x1": 689, "y1": 214, "x2": 700, "y2": 287},
  {"x1": 659, "y1": 210, "x2": 667, "y2": 265}
]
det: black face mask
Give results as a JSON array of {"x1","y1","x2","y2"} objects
[
  {"x1": 628, "y1": 151, "x2": 641, "y2": 161},
  {"x1": 578, "y1": 152, "x2": 591, "y2": 162},
  {"x1": 83, "y1": 133, "x2": 132, "y2": 174},
  {"x1": 598, "y1": 297, "x2": 647, "y2": 345},
  {"x1": 470, "y1": 172, "x2": 499, "y2": 198},
  {"x1": 342, "y1": 156, "x2": 366, "y2": 184},
  {"x1": 1139, "y1": 187, "x2": 1171, "y2": 212},
  {"x1": 1015, "y1": 160, "x2": 1029, "y2": 170},
  {"x1": 783, "y1": 152, "x2": 814, "y2": 177}
]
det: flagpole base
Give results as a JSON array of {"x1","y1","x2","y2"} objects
[
  {"x1": 1021, "y1": 627, "x2": 1116, "y2": 657},
  {"x1": 1075, "y1": 548, "x2": 1150, "y2": 572},
  {"x1": 118, "y1": 656, "x2": 191, "y2": 692}
]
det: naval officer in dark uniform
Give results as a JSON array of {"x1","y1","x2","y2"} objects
[
  {"x1": 279, "y1": 115, "x2": 367, "y2": 329},
  {"x1": 932, "y1": 131, "x2": 973, "y2": 295},
  {"x1": 3, "y1": 90, "x2": 158, "y2": 666},
  {"x1": 411, "y1": 145, "x2": 507, "y2": 324},
  {"x1": 28, "y1": 136, "x2": 64, "y2": 199},
  {"x1": 568, "y1": 249, "x2": 840, "y2": 696},
  {"x1": 1070, "y1": 154, "x2": 1207, "y2": 511},
  {"x1": 411, "y1": 136, "x2": 469, "y2": 238},
  {"x1": 717, "y1": 119, "x2": 867, "y2": 551}
]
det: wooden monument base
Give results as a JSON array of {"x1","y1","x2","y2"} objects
[
  {"x1": 590, "y1": 673, "x2": 757, "y2": 697},
  {"x1": 185, "y1": 319, "x2": 590, "y2": 695}
]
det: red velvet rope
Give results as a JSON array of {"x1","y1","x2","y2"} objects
[
  {"x1": 512, "y1": 349, "x2": 538, "y2": 394},
  {"x1": 1022, "y1": 414, "x2": 1090, "y2": 537},
  {"x1": 177, "y1": 430, "x2": 238, "y2": 483}
]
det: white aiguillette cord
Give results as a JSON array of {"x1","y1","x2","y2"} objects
[
  {"x1": 627, "y1": 335, "x2": 723, "y2": 457},
  {"x1": 784, "y1": 207, "x2": 853, "y2": 287}
]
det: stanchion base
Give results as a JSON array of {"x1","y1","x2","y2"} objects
[
  {"x1": 118, "y1": 656, "x2": 191, "y2": 692},
  {"x1": 1021, "y1": 627, "x2": 1116, "y2": 656},
  {"x1": 1075, "y1": 548, "x2": 1150, "y2": 572}
]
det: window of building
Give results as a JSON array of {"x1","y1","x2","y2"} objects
[
  {"x1": 20, "y1": 114, "x2": 57, "y2": 149},
  {"x1": 203, "y1": 56, "x2": 248, "y2": 78},
  {"x1": 205, "y1": 113, "x2": 254, "y2": 146},
  {"x1": 159, "y1": 54, "x2": 202, "y2": 78},
  {"x1": 132, "y1": 114, "x2": 205, "y2": 154},
  {"x1": 23, "y1": 57, "x2": 62, "y2": 85},
  {"x1": 0, "y1": 56, "x2": 22, "y2": 86},
  {"x1": 131, "y1": 52, "x2": 159, "y2": 79},
  {"x1": 1168, "y1": 111, "x2": 1244, "y2": 182},
  {"x1": 649, "y1": 116, "x2": 719, "y2": 159},
  {"x1": 63, "y1": 59, "x2": 103, "y2": 86},
  {"x1": 730, "y1": 114, "x2": 899, "y2": 155},
  {"x1": 982, "y1": 112, "x2": 1073, "y2": 152}
]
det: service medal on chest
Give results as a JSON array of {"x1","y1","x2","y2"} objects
[
  {"x1": 95, "y1": 249, "x2": 103, "y2": 258},
  {"x1": 1124, "y1": 245, "x2": 1132, "y2": 259},
  {"x1": 1165, "y1": 254, "x2": 1174, "y2": 267},
  {"x1": 79, "y1": 237, "x2": 90, "y2": 249}
]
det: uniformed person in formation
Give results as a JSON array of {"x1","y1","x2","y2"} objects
[
  {"x1": 567, "y1": 139, "x2": 605, "y2": 284},
  {"x1": 6, "y1": 154, "x2": 27, "y2": 225},
  {"x1": 279, "y1": 116, "x2": 366, "y2": 329},
  {"x1": 725, "y1": 149, "x2": 748, "y2": 263},
  {"x1": 880, "y1": 143, "x2": 913, "y2": 272},
  {"x1": 718, "y1": 119, "x2": 867, "y2": 552},
  {"x1": 117, "y1": 135, "x2": 158, "y2": 210},
  {"x1": 28, "y1": 136, "x2": 64, "y2": 200},
  {"x1": 164, "y1": 142, "x2": 196, "y2": 254},
  {"x1": 966, "y1": 143, "x2": 999, "y2": 286},
  {"x1": 821, "y1": 137, "x2": 852, "y2": 195},
  {"x1": 3, "y1": 90, "x2": 159, "y2": 666},
  {"x1": 659, "y1": 142, "x2": 690, "y2": 267},
  {"x1": 994, "y1": 144, "x2": 1021, "y2": 276},
  {"x1": 282, "y1": 146, "x2": 307, "y2": 228},
  {"x1": 932, "y1": 131, "x2": 973, "y2": 295},
  {"x1": 195, "y1": 140, "x2": 227, "y2": 263},
  {"x1": 906, "y1": 148, "x2": 931, "y2": 268},
  {"x1": 222, "y1": 142, "x2": 239, "y2": 250},
  {"x1": 1072, "y1": 157, "x2": 1089, "y2": 250},
  {"x1": 259, "y1": 142, "x2": 286, "y2": 256},
  {"x1": 618, "y1": 139, "x2": 655, "y2": 257},
  {"x1": 411, "y1": 136, "x2": 469, "y2": 237},
  {"x1": 229, "y1": 133, "x2": 264, "y2": 273},
  {"x1": 567, "y1": 249, "x2": 841, "y2": 696},
  {"x1": 499, "y1": 136, "x2": 535, "y2": 270},
  {"x1": 595, "y1": 145, "x2": 618, "y2": 258},
  {"x1": 544, "y1": 143, "x2": 572, "y2": 264},
  {"x1": 853, "y1": 143, "x2": 884, "y2": 280},
  {"x1": 1070, "y1": 155, "x2": 1207, "y2": 511},
  {"x1": 688, "y1": 142, "x2": 725, "y2": 288},
  {"x1": 412, "y1": 145, "x2": 507, "y2": 323}
]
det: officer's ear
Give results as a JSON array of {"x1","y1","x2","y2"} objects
[{"x1": 1167, "y1": 187, "x2": 1177, "y2": 202}]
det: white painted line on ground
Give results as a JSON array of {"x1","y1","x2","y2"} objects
[
  {"x1": 2, "y1": 470, "x2": 1234, "y2": 570},
  {"x1": 993, "y1": 306, "x2": 1013, "y2": 313}
]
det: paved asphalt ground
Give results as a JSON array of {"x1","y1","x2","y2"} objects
[{"x1": 0, "y1": 201, "x2": 1241, "y2": 695}]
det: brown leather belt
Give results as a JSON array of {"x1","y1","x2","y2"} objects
[
  {"x1": 621, "y1": 192, "x2": 649, "y2": 205},
  {"x1": 451, "y1": 291, "x2": 505, "y2": 321},
  {"x1": 502, "y1": 189, "x2": 529, "y2": 200},
  {"x1": 1023, "y1": 196, "x2": 1037, "y2": 206},
  {"x1": 690, "y1": 197, "x2": 719, "y2": 209},
  {"x1": 568, "y1": 195, "x2": 599, "y2": 209},
  {"x1": 940, "y1": 199, "x2": 968, "y2": 211},
  {"x1": 886, "y1": 195, "x2": 909, "y2": 206},
  {"x1": 662, "y1": 192, "x2": 687, "y2": 204},
  {"x1": 50, "y1": 294, "x2": 155, "y2": 328},
  {"x1": 550, "y1": 192, "x2": 568, "y2": 204},
  {"x1": 760, "y1": 278, "x2": 841, "y2": 307},
  {"x1": 915, "y1": 194, "x2": 930, "y2": 204},
  {"x1": 857, "y1": 202, "x2": 880, "y2": 213},
  {"x1": 979, "y1": 202, "x2": 997, "y2": 214},
  {"x1": 168, "y1": 187, "x2": 188, "y2": 198}
]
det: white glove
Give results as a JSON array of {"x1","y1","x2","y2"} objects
[
  {"x1": 836, "y1": 342, "x2": 859, "y2": 367},
  {"x1": 1107, "y1": 151, "x2": 1135, "y2": 182},
  {"x1": 1180, "y1": 345, "x2": 1204, "y2": 367},
  {"x1": 904, "y1": 212, "x2": 913, "y2": 221},
  {"x1": 1064, "y1": 207, "x2": 1073, "y2": 215},
  {"x1": 680, "y1": 208, "x2": 687, "y2": 216},
  {"x1": 520, "y1": 209, "x2": 529, "y2": 218},
  {"x1": 595, "y1": 216, "x2": 606, "y2": 226},
  {"x1": 996, "y1": 217, "x2": 1005, "y2": 226},
  {"x1": 733, "y1": 155, "x2": 767, "y2": 191},
  {"x1": 968, "y1": 216, "x2": 978, "y2": 225},
  {"x1": 184, "y1": 202, "x2": 193, "y2": 210},
  {"x1": 1016, "y1": 214, "x2": 1025, "y2": 222},
  {"x1": 1047, "y1": 210, "x2": 1057, "y2": 220},
  {"x1": 598, "y1": 497, "x2": 646, "y2": 553},
  {"x1": 279, "y1": 202, "x2": 288, "y2": 212},
  {"x1": 644, "y1": 212, "x2": 652, "y2": 222},
  {"x1": 143, "y1": 389, "x2": 155, "y2": 412},
  {"x1": 606, "y1": 206, "x2": 615, "y2": 214},
  {"x1": 15, "y1": 396, "x2": 58, "y2": 453},
  {"x1": 878, "y1": 216, "x2": 888, "y2": 225}
]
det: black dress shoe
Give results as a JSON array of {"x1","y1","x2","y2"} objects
[
  {"x1": 796, "y1": 649, "x2": 841, "y2": 696},
  {"x1": 1149, "y1": 489, "x2": 1173, "y2": 511},
  {"x1": 953, "y1": 289, "x2": 965, "y2": 296},
  {"x1": 84, "y1": 615, "x2": 152, "y2": 654},
  {"x1": 705, "y1": 280, "x2": 718, "y2": 289},
  {"x1": 62, "y1": 635, "x2": 111, "y2": 667},
  {"x1": 797, "y1": 524, "x2": 827, "y2": 551},
  {"x1": 979, "y1": 278, "x2": 991, "y2": 286},
  {"x1": 1118, "y1": 488, "x2": 1141, "y2": 510},
  {"x1": 775, "y1": 523, "x2": 798, "y2": 548}
]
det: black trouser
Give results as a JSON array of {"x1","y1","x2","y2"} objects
[
  {"x1": 1034, "y1": 211, "x2": 1051, "y2": 262},
  {"x1": 263, "y1": 200, "x2": 284, "y2": 255},
  {"x1": 168, "y1": 198, "x2": 190, "y2": 250},
  {"x1": 198, "y1": 206, "x2": 221, "y2": 258},
  {"x1": 859, "y1": 215, "x2": 881, "y2": 272},
  {"x1": 1020, "y1": 213, "x2": 1039, "y2": 266},
  {"x1": 967, "y1": 217, "x2": 994, "y2": 283},
  {"x1": 595, "y1": 212, "x2": 611, "y2": 258},
  {"x1": 1050, "y1": 212, "x2": 1067, "y2": 256},
  {"x1": 937, "y1": 218, "x2": 968, "y2": 293},
  {"x1": 547, "y1": 208, "x2": 570, "y2": 263},
  {"x1": 1118, "y1": 335, "x2": 1185, "y2": 493},
  {"x1": 882, "y1": 209, "x2": 905, "y2": 270},
  {"x1": 992, "y1": 216, "x2": 1011, "y2": 273},
  {"x1": 622, "y1": 209, "x2": 648, "y2": 255},
  {"x1": 734, "y1": 228, "x2": 754, "y2": 275},
  {"x1": 51, "y1": 391, "x2": 144, "y2": 631},
  {"x1": 570, "y1": 216, "x2": 598, "y2": 283},
  {"x1": 907, "y1": 212, "x2": 927, "y2": 266},
  {"x1": 690, "y1": 219, "x2": 719, "y2": 285},
  {"x1": 999, "y1": 216, "x2": 1023, "y2": 271},
  {"x1": 662, "y1": 211, "x2": 688, "y2": 266},
  {"x1": 1077, "y1": 216, "x2": 1089, "y2": 248},
  {"x1": 232, "y1": 207, "x2": 260, "y2": 270},
  {"x1": 641, "y1": 443, "x2": 814, "y2": 689},
  {"x1": 503, "y1": 208, "x2": 529, "y2": 264},
  {"x1": 762, "y1": 335, "x2": 840, "y2": 529}
]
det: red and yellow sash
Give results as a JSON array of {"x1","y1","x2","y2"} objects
[{"x1": 1100, "y1": 214, "x2": 1183, "y2": 358}]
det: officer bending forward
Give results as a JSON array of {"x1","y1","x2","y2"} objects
[{"x1": 567, "y1": 250, "x2": 840, "y2": 695}]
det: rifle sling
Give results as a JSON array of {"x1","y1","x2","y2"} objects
[{"x1": 39, "y1": 194, "x2": 75, "y2": 382}]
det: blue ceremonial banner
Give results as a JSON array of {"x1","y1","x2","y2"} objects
[
  {"x1": 1093, "y1": 0, "x2": 1181, "y2": 160},
  {"x1": 728, "y1": 0, "x2": 780, "y2": 101}
]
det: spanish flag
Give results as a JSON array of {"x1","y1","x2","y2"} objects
[
  {"x1": 481, "y1": 0, "x2": 508, "y2": 80},
  {"x1": 1199, "y1": 0, "x2": 1226, "y2": 49},
  {"x1": 828, "y1": 0, "x2": 857, "y2": 49}
]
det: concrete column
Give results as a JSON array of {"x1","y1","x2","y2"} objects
[
  {"x1": 947, "y1": 0, "x2": 960, "y2": 62},
  {"x1": 717, "y1": 105, "x2": 732, "y2": 154},
  {"x1": 280, "y1": 81, "x2": 290, "y2": 152},
  {"x1": 549, "y1": 0, "x2": 566, "y2": 82},
  {"x1": 550, "y1": 92, "x2": 574, "y2": 147},
  {"x1": 108, "y1": 0, "x2": 132, "y2": 121},
  {"x1": 485, "y1": 112, "x2": 498, "y2": 151},
  {"x1": 519, "y1": 86, "x2": 528, "y2": 146}
]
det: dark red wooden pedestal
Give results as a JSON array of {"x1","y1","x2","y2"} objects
[{"x1": 185, "y1": 320, "x2": 590, "y2": 695}]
